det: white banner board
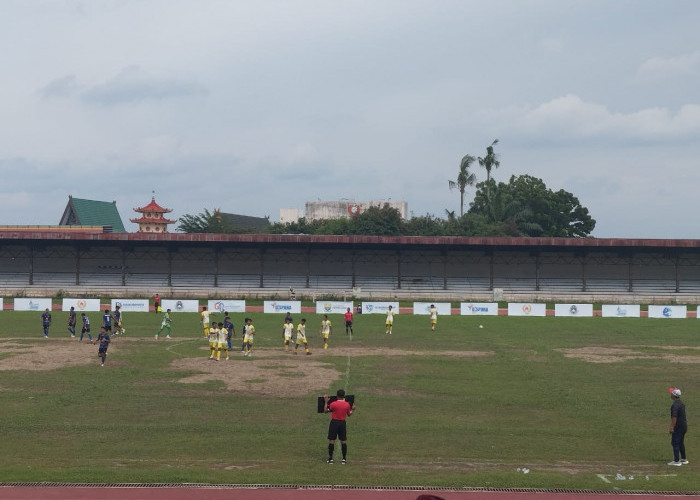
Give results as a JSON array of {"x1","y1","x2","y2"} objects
[
  {"x1": 62, "y1": 298, "x2": 101, "y2": 312},
  {"x1": 161, "y1": 299, "x2": 199, "y2": 313},
  {"x1": 554, "y1": 304, "x2": 594, "y2": 317},
  {"x1": 648, "y1": 305, "x2": 687, "y2": 319},
  {"x1": 601, "y1": 305, "x2": 641, "y2": 318},
  {"x1": 362, "y1": 302, "x2": 399, "y2": 314},
  {"x1": 413, "y1": 302, "x2": 451, "y2": 315},
  {"x1": 460, "y1": 303, "x2": 499, "y2": 316},
  {"x1": 507, "y1": 303, "x2": 547, "y2": 317},
  {"x1": 316, "y1": 301, "x2": 354, "y2": 314},
  {"x1": 264, "y1": 300, "x2": 302, "y2": 314},
  {"x1": 14, "y1": 298, "x2": 52, "y2": 311},
  {"x1": 111, "y1": 299, "x2": 149, "y2": 313},
  {"x1": 208, "y1": 299, "x2": 246, "y2": 314}
]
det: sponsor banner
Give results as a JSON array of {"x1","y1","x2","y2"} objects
[
  {"x1": 507, "y1": 303, "x2": 547, "y2": 317},
  {"x1": 460, "y1": 303, "x2": 499, "y2": 316},
  {"x1": 413, "y1": 302, "x2": 452, "y2": 316},
  {"x1": 62, "y1": 298, "x2": 101, "y2": 312},
  {"x1": 601, "y1": 304, "x2": 641, "y2": 318},
  {"x1": 208, "y1": 300, "x2": 246, "y2": 314},
  {"x1": 554, "y1": 304, "x2": 594, "y2": 317},
  {"x1": 111, "y1": 299, "x2": 149, "y2": 313},
  {"x1": 648, "y1": 305, "x2": 687, "y2": 319},
  {"x1": 264, "y1": 300, "x2": 302, "y2": 314},
  {"x1": 362, "y1": 302, "x2": 399, "y2": 314},
  {"x1": 14, "y1": 298, "x2": 52, "y2": 311},
  {"x1": 161, "y1": 299, "x2": 199, "y2": 313},
  {"x1": 315, "y1": 301, "x2": 354, "y2": 314}
]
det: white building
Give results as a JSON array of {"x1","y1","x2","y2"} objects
[{"x1": 279, "y1": 200, "x2": 408, "y2": 223}]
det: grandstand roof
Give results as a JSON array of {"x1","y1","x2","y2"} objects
[
  {"x1": 218, "y1": 212, "x2": 271, "y2": 232},
  {"x1": 59, "y1": 197, "x2": 126, "y2": 233}
]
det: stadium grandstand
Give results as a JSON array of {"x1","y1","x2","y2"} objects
[{"x1": 1, "y1": 230, "x2": 700, "y2": 302}]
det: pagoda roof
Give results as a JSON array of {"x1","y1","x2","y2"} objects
[
  {"x1": 130, "y1": 216, "x2": 177, "y2": 224},
  {"x1": 59, "y1": 196, "x2": 126, "y2": 233},
  {"x1": 134, "y1": 198, "x2": 172, "y2": 213}
]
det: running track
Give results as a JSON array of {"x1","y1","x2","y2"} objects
[{"x1": 1, "y1": 486, "x2": 699, "y2": 500}]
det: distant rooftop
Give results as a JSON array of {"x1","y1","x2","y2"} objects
[
  {"x1": 59, "y1": 196, "x2": 127, "y2": 233},
  {"x1": 218, "y1": 212, "x2": 271, "y2": 232}
]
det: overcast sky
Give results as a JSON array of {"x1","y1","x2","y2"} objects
[{"x1": 1, "y1": 0, "x2": 699, "y2": 238}]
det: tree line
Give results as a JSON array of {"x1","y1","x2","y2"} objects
[{"x1": 178, "y1": 140, "x2": 596, "y2": 237}]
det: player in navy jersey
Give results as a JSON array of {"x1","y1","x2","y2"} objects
[
  {"x1": 80, "y1": 313, "x2": 93, "y2": 343},
  {"x1": 102, "y1": 309, "x2": 113, "y2": 333},
  {"x1": 41, "y1": 308, "x2": 52, "y2": 338},
  {"x1": 67, "y1": 306, "x2": 77, "y2": 338},
  {"x1": 96, "y1": 326, "x2": 111, "y2": 367}
]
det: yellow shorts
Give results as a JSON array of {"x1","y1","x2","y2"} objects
[
  {"x1": 323, "y1": 333, "x2": 329, "y2": 339},
  {"x1": 244, "y1": 335, "x2": 254, "y2": 344},
  {"x1": 209, "y1": 342, "x2": 218, "y2": 349},
  {"x1": 296, "y1": 336, "x2": 307, "y2": 344},
  {"x1": 218, "y1": 342, "x2": 228, "y2": 349}
]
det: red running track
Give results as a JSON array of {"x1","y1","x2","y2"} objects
[{"x1": 1, "y1": 487, "x2": 699, "y2": 500}]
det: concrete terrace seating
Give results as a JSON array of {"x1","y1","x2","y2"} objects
[
  {"x1": 354, "y1": 276, "x2": 398, "y2": 290},
  {"x1": 32, "y1": 272, "x2": 75, "y2": 287},
  {"x1": 217, "y1": 274, "x2": 260, "y2": 289},
  {"x1": 0, "y1": 273, "x2": 30, "y2": 287},
  {"x1": 584, "y1": 278, "x2": 630, "y2": 293},
  {"x1": 400, "y1": 276, "x2": 443, "y2": 291},
  {"x1": 493, "y1": 277, "x2": 536, "y2": 292},
  {"x1": 261, "y1": 274, "x2": 307, "y2": 289},
  {"x1": 538, "y1": 278, "x2": 584, "y2": 292},
  {"x1": 124, "y1": 273, "x2": 170, "y2": 288},
  {"x1": 79, "y1": 273, "x2": 123, "y2": 286},
  {"x1": 171, "y1": 274, "x2": 216, "y2": 287},
  {"x1": 308, "y1": 275, "x2": 353, "y2": 290},
  {"x1": 630, "y1": 278, "x2": 677, "y2": 293},
  {"x1": 445, "y1": 277, "x2": 491, "y2": 292}
]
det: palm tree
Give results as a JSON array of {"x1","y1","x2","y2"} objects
[
  {"x1": 478, "y1": 139, "x2": 500, "y2": 183},
  {"x1": 448, "y1": 154, "x2": 476, "y2": 216}
]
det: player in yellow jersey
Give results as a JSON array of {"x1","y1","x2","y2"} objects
[
  {"x1": 208, "y1": 323, "x2": 219, "y2": 360},
  {"x1": 429, "y1": 304, "x2": 438, "y2": 331},
  {"x1": 282, "y1": 317, "x2": 294, "y2": 351},
  {"x1": 201, "y1": 306, "x2": 211, "y2": 338},
  {"x1": 295, "y1": 318, "x2": 311, "y2": 355},
  {"x1": 320, "y1": 314, "x2": 332, "y2": 350},
  {"x1": 242, "y1": 318, "x2": 255, "y2": 357},
  {"x1": 385, "y1": 305, "x2": 395, "y2": 335},
  {"x1": 216, "y1": 322, "x2": 229, "y2": 360}
]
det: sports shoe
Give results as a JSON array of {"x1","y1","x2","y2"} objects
[
  {"x1": 154, "y1": 335, "x2": 158, "y2": 340},
  {"x1": 166, "y1": 335, "x2": 171, "y2": 339},
  {"x1": 668, "y1": 460, "x2": 683, "y2": 466},
  {"x1": 681, "y1": 459, "x2": 690, "y2": 465},
  {"x1": 306, "y1": 351, "x2": 312, "y2": 355},
  {"x1": 341, "y1": 459, "x2": 346, "y2": 464},
  {"x1": 327, "y1": 459, "x2": 333, "y2": 464}
]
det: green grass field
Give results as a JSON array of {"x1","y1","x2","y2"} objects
[{"x1": 0, "y1": 308, "x2": 697, "y2": 491}]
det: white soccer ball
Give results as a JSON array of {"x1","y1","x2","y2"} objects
[{"x1": 479, "y1": 325, "x2": 483, "y2": 329}]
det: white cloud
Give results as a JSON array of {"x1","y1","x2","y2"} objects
[{"x1": 637, "y1": 51, "x2": 700, "y2": 77}]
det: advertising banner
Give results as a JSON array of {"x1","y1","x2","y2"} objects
[
  {"x1": 648, "y1": 305, "x2": 687, "y2": 319},
  {"x1": 111, "y1": 299, "x2": 149, "y2": 313},
  {"x1": 460, "y1": 303, "x2": 499, "y2": 316},
  {"x1": 507, "y1": 303, "x2": 547, "y2": 317},
  {"x1": 208, "y1": 299, "x2": 246, "y2": 314},
  {"x1": 413, "y1": 302, "x2": 451, "y2": 315},
  {"x1": 14, "y1": 298, "x2": 52, "y2": 311},
  {"x1": 62, "y1": 298, "x2": 101, "y2": 312},
  {"x1": 160, "y1": 299, "x2": 199, "y2": 313},
  {"x1": 601, "y1": 305, "x2": 641, "y2": 318},
  {"x1": 554, "y1": 304, "x2": 594, "y2": 317},
  {"x1": 264, "y1": 300, "x2": 302, "y2": 314},
  {"x1": 361, "y1": 302, "x2": 399, "y2": 314},
  {"x1": 315, "y1": 301, "x2": 354, "y2": 314}
]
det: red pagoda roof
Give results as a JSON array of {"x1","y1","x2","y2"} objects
[
  {"x1": 130, "y1": 216, "x2": 177, "y2": 224},
  {"x1": 134, "y1": 198, "x2": 172, "y2": 213}
]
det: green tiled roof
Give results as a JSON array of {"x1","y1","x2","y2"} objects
[
  {"x1": 219, "y1": 212, "x2": 271, "y2": 232},
  {"x1": 59, "y1": 197, "x2": 127, "y2": 233}
]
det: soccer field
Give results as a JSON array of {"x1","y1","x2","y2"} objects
[{"x1": 0, "y1": 308, "x2": 697, "y2": 491}]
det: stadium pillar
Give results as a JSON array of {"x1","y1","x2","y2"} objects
[
  {"x1": 351, "y1": 249, "x2": 356, "y2": 288},
  {"x1": 259, "y1": 248, "x2": 265, "y2": 288},
  {"x1": 675, "y1": 253, "x2": 680, "y2": 293},
  {"x1": 535, "y1": 251, "x2": 540, "y2": 292},
  {"x1": 305, "y1": 246, "x2": 310, "y2": 289},
  {"x1": 442, "y1": 249, "x2": 447, "y2": 290},
  {"x1": 397, "y1": 248, "x2": 402, "y2": 290},
  {"x1": 121, "y1": 247, "x2": 126, "y2": 287},
  {"x1": 167, "y1": 246, "x2": 172, "y2": 287},
  {"x1": 628, "y1": 255, "x2": 633, "y2": 292},
  {"x1": 488, "y1": 250, "x2": 494, "y2": 291},
  {"x1": 214, "y1": 247, "x2": 219, "y2": 288},
  {"x1": 581, "y1": 254, "x2": 587, "y2": 292},
  {"x1": 75, "y1": 246, "x2": 81, "y2": 286},
  {"x1": 28, "y1": 245, "x2": 34, "y2": 286}
]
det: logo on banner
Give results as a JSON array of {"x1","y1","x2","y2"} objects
[
  {"x1": 616, "y1": 307, "x2": 627, "y2": 317},
  {"x1": 76, "y1": 300, "x2": 87, "y2": 310},
  {"x1": 214, "y1": 301, "x2": 226, "y2": 313},
  {"x1": 270, "y1": 302, "x2": 292, "y2": 312},
  {"x1": 324, "y1": 303, "x2": 332, "y2": 312},
  {"x1": 663, "y1": 307, "x2": 672, "y2": 318},
  {"x1": 115, "y1": 302, "x2": 122, "y2": 308},
  {"x1": 365, "y1": 304, "x2": 374, "y2": 313},
  {"x1": 28, "y1": 301, "x2": 40, "y2": 310},
  {"x1": 466, "y1": 304, "x2": 489, "y2": 313},
  {"x1": 522, "y1": 304, "x2": 532, "y2": 314},
  {"x1": 176, "y1": 301, "x2": 183, "y2": 310},
  {"x1": 569, "y1": 305, "x2": 578, "y2": 315}
]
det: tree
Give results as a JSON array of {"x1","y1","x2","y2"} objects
[
  {"x1": 448, "y1": 154, "x2": 477, "y2": 216},
  {"x1": 177, "y1": 208, "x2": 232, "y2": 233},
  {"x1": 469, "y1": 175, "x2": 595, "y2": 237},
  {"x1": 478, "y1": 139, "x2": 500, "y2": 183}
]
